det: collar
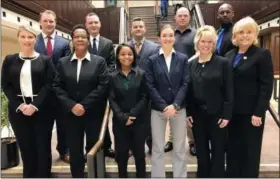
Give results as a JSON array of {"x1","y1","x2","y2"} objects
[
  {"x1": 90, "y1": 34, "x2": 100, "y2": 42},
  {"x1": 19, "y1": 52, "x2": 40, "y2": 61},
  {"x1": 132, "y1": 38, "x2": 145, "y2": 45},
  {"x1": 42, "y1": 31, "x2": 56, "y2": 39},
  {"x1": 70, "y1": 52, "x2": 91, "y2": 61},
  {"x1": 159, "y1": 48, "x2": 175, "y2": 56},
  {"x1": 175, "y1": 26, "x2": 192, "y2": 33},
  {"x1": 117, "y1": 67, "x2": 137, "y2": 75}
]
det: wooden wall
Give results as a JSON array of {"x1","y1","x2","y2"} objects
[{"x1": 2, "y1": 0, "x2": 94, "y2": 33}]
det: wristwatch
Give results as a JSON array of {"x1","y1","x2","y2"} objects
[{"x1": 173, "y1": 103, "x2": 180, "y2": 111}]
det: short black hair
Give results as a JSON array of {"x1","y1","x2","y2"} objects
[
  {"x1": 70, "y1": 24, "x2": 90, "y2": 41},
  {"x1": 115, "y1": 43, "x2": 137, "y2": 69}
]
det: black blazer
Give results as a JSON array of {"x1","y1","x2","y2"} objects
[
  {"x1": 1, "y1": 54, "x2": 55, "y2": 111},
  {"x1": 88, "y1": 36, "x2": 115, "y2": 73},
  {"x1": 145, "y1": 51, "x2": 189, "y2": 111},
  {"x1": 53, "y1": 54, "x2": 109, "y2": 113},
  {"x1": 109, "y1": 68, "x2": 148, "y2": 126},
  {"x1": 186, "y1": 55, "x2": 233, "y2": 120},
  {"x1": 225, "y1": 45, "x2": 274, "y2": 117}
]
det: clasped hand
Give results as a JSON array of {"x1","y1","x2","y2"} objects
[
  {"x1": 19, "y1": 103, "x2": 36, "y2": 116},
  {"x1": 126, "y1": 116, "x2": 136, "y2": 126},
  {"x1": 163, "y1": 105, "x2": 178, "y2": 117},
  {"x1": 71, "y1": 104, "x2": 85, "y2": 116}
]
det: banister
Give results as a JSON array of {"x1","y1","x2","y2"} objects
[
  {"x1": 268, "y1": 104, "x2": 280, "y2": 128},
  {"x1": 87, "y1": 101, "x2": 111, "y2": 178}
]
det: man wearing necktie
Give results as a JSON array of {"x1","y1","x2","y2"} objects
[
  {"x1": 85, "y1": 12, "x2": 116, "y2": 158},
  {"x1": 216, "y1": 3, "x2": 235, "y2": 57},
  {"x1": 34, "y1": 10, "x2": 71, "y2": 163}
]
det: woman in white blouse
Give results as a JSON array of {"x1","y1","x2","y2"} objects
[{"x1": 1, "y1": 25, "x2": 55, "y2": 178}]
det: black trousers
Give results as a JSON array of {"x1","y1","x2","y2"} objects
[
  {"x1": 113, "y1": 122, "x2": 146, "y2": 178},
  {"x1": 226, "y1": 114, "x2": 265, "y2": 178},
  {"x1": 54, "y1": 97, "x2": 68, "y2": 156},
  {"x1": 66, "y1": 113, "x2": 102, "y2": 178},
  {"x1": 9, "y1": 105, "x2": 53, "y2": 178},
  {"x1": 192, "y1": 110, "x2": 227, "y2": 178},
  {"x1": 145, "y1": 101, "x2": 152, "y2": 150}
]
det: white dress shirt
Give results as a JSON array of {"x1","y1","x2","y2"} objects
[
  {"x1": 42, "y1": 32, "x2": 56, "y2": 50},
  {"x1": 90, "y1": 34, "x2": 100, "y2": 51},
  {"x1": 159, "y1": 48, "x2": 175, "y2": 72},
  {"x1": 71, "y1": 52, "x2": 91, "y2": 82},
  {"x1": 17, "y1": 52, "x2": 40, "y2": 111}
]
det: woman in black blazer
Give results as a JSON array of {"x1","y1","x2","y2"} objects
[
  {"x1": 53, "y1": 24, "x2": 109, "y2": 178},
  {"x1": 1, "y1": 25, "x2": 55, "y2": 177},
  {"x1": 226, "y1": 17, "x2": 274, "y2": 178},
  {"x1": 109, "y1": 44, "x2": 148, "y2": 178},
  {"x1": 186, "y1": 25, "x2": 233, "y2": 178}
]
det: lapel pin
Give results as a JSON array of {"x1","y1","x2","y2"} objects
[{"x1": 243, "y1": 56, "x2": 247, "y2": 60}]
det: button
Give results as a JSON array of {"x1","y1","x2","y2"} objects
[{"x1": 168, "y1": 88, "x2": 171, "y2": 90}]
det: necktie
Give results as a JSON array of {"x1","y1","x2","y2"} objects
[
  {"x1": 135, "y1": 42, "x2": 141, "y2": 54},
  {"x1": 233, "y1": 53, "x2": 244, "y2": 67},
  {"x1": 92, "y1": 38, "x2": 98, "y2": 55},
  {"x1": 216, "y1": 28, "x2": 225, "y2": 55},
  {"x1": 46, "y1": 36, "x2": 53, "y2": 56}
]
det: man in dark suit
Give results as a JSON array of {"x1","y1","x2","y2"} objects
[
  {"x1": 128, "y1": 17, "x2": 159, "y2": 154},
  {"x1": 34, "y1": 10, "x2": 71, "y2": 163},
  {"x1": 216, "y1": 3, "x2": 235, "y2": 57},
  {"x1": 85, "y1": 12, "x2": 115, "y2": 158}
]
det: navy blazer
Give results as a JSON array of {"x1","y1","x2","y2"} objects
[
  {"x1": 225, "y1": 45, "x2": 273, "y2": 117},
  {"x1": 145, "y1": 51, "x2": 189, "y2": 111},
  {"x1": 35, "y1": 33, "x2": 71, "y2": 67}
]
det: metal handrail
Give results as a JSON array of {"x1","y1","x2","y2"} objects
[
  {"x1": 194, "y1": 4, "x2": 205, "y2": 26},
  {"x1": 268, "y1": 104, "x2": 280, "y2": 128},
  {"x1": 87, "y1": 101, "x2": 111, "y2": 178}
]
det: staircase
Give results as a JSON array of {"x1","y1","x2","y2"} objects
[{"x1": 128, "y1": 6, "x2": 177, "y2": 44}]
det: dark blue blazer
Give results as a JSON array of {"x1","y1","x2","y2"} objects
[
  {"x1": 145, "y1": 51, "x2": 189, "y2": 111},
  {"x1": 35, "y1": 33, "x2": 70, "y2": 67}
]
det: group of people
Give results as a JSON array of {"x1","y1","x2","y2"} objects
[{"x1": 1, "y1": 2, "x2": 274, "y2": 179}]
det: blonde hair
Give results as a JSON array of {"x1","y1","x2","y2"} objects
[
  {"x1": 193, "y1": 25, "x2": 217, "y2": 52},
  {"x1": 17, "y1": 25, "x2": 38, "y2": 37},
  {"x1": 232, "y1": 16, "x2": 259, "y2": 46}
]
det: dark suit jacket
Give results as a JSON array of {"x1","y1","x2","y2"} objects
[
  {"x1": 53, "y1": 54, "x2": 109, "y2": 114},
  {"x1": 186, "y1": 55, "x2": 233, "y2": 120},
  {"x1": 128, "y1": 39, "x2": 159, "y2": 69},
  {"x1": 225, "y1": 45, "x2": 274, "y2": 117},
  {"x1": 88, "y1": 36, "x2": 115, "y2": 73},
  {"x1": 216, "y1": 24, "x2": 235, "y2": 57},
  {"x1": 145, "y1": 51, "x2": 189, "y2": 111},
  {"x1": 1, "y1": 54, "x2": 55, "y2": 111},
  {"x1": 35, "y1": 33, "x2": 71, "y2": 67},
  {"x1": 109, "y1": 68, "x2": 148, "y2": 126}
]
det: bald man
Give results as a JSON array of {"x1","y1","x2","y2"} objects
[
  {"x1": 165, "y1": 6, "x2": 197, "y2": 156},
  {"x1": 216, "y1": 3, "x2": 235, "y2": 56}
]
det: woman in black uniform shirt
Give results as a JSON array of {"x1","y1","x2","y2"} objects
[
  {"x1": 109, "y1": 44, "x2": 148, "y2": 178},
  {"x1": 1, "y1": 25, "x2": 55, "y2": 177},
  {"x1": 186, "y1": 25, "x2": 233, "y2": 178}
]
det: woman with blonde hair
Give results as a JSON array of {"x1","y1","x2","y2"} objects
[
  {"x1": 1, "y1": 25, "x2": 55, "y2": 177},
  {"x1": 226, "y1": 16, "x2": 273, "y2": 178},
  {"x1": 186, "y1": 25, "x2": 233, "y2": 177}
]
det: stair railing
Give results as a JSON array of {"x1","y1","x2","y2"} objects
[{"x1": 87, "y1": 102, "x2": 111, "y2": 178}]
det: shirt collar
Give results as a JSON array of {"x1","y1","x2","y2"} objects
[
  {"x1": 175, "y1": 26, "x2": 192, "y2": 34},
  {"x1": 132, "y1": 38, "x2": 145, "y2": 45},
  {"x1": 117, "y1": 67, "x2": 137, "y2": 75},
  {"x1": 90, "y1": 34, "x2": 100, "y2": 42},
  {"x1": 70, "y1": 52, "x2": 91, "y2": 61},
  {"x1": 42, "y1": 31, "x2": 56, "y2": 39},
  {"x1": 159, "y1": 48, "x2": 175, "y2": 56}
]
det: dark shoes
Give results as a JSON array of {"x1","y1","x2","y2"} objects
[
  {"x1": 104, "y1": 148, "x2": 116, "y2": 158},
  {"x1": 164, "y1": 141, "x2": 173, "y2": 152},
  {"x1": 60, "y1": 153, "x2": 70, "y2": 163},
  {"x1": 189, "y1": 143, "x2": 196, "y2": 156}
]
